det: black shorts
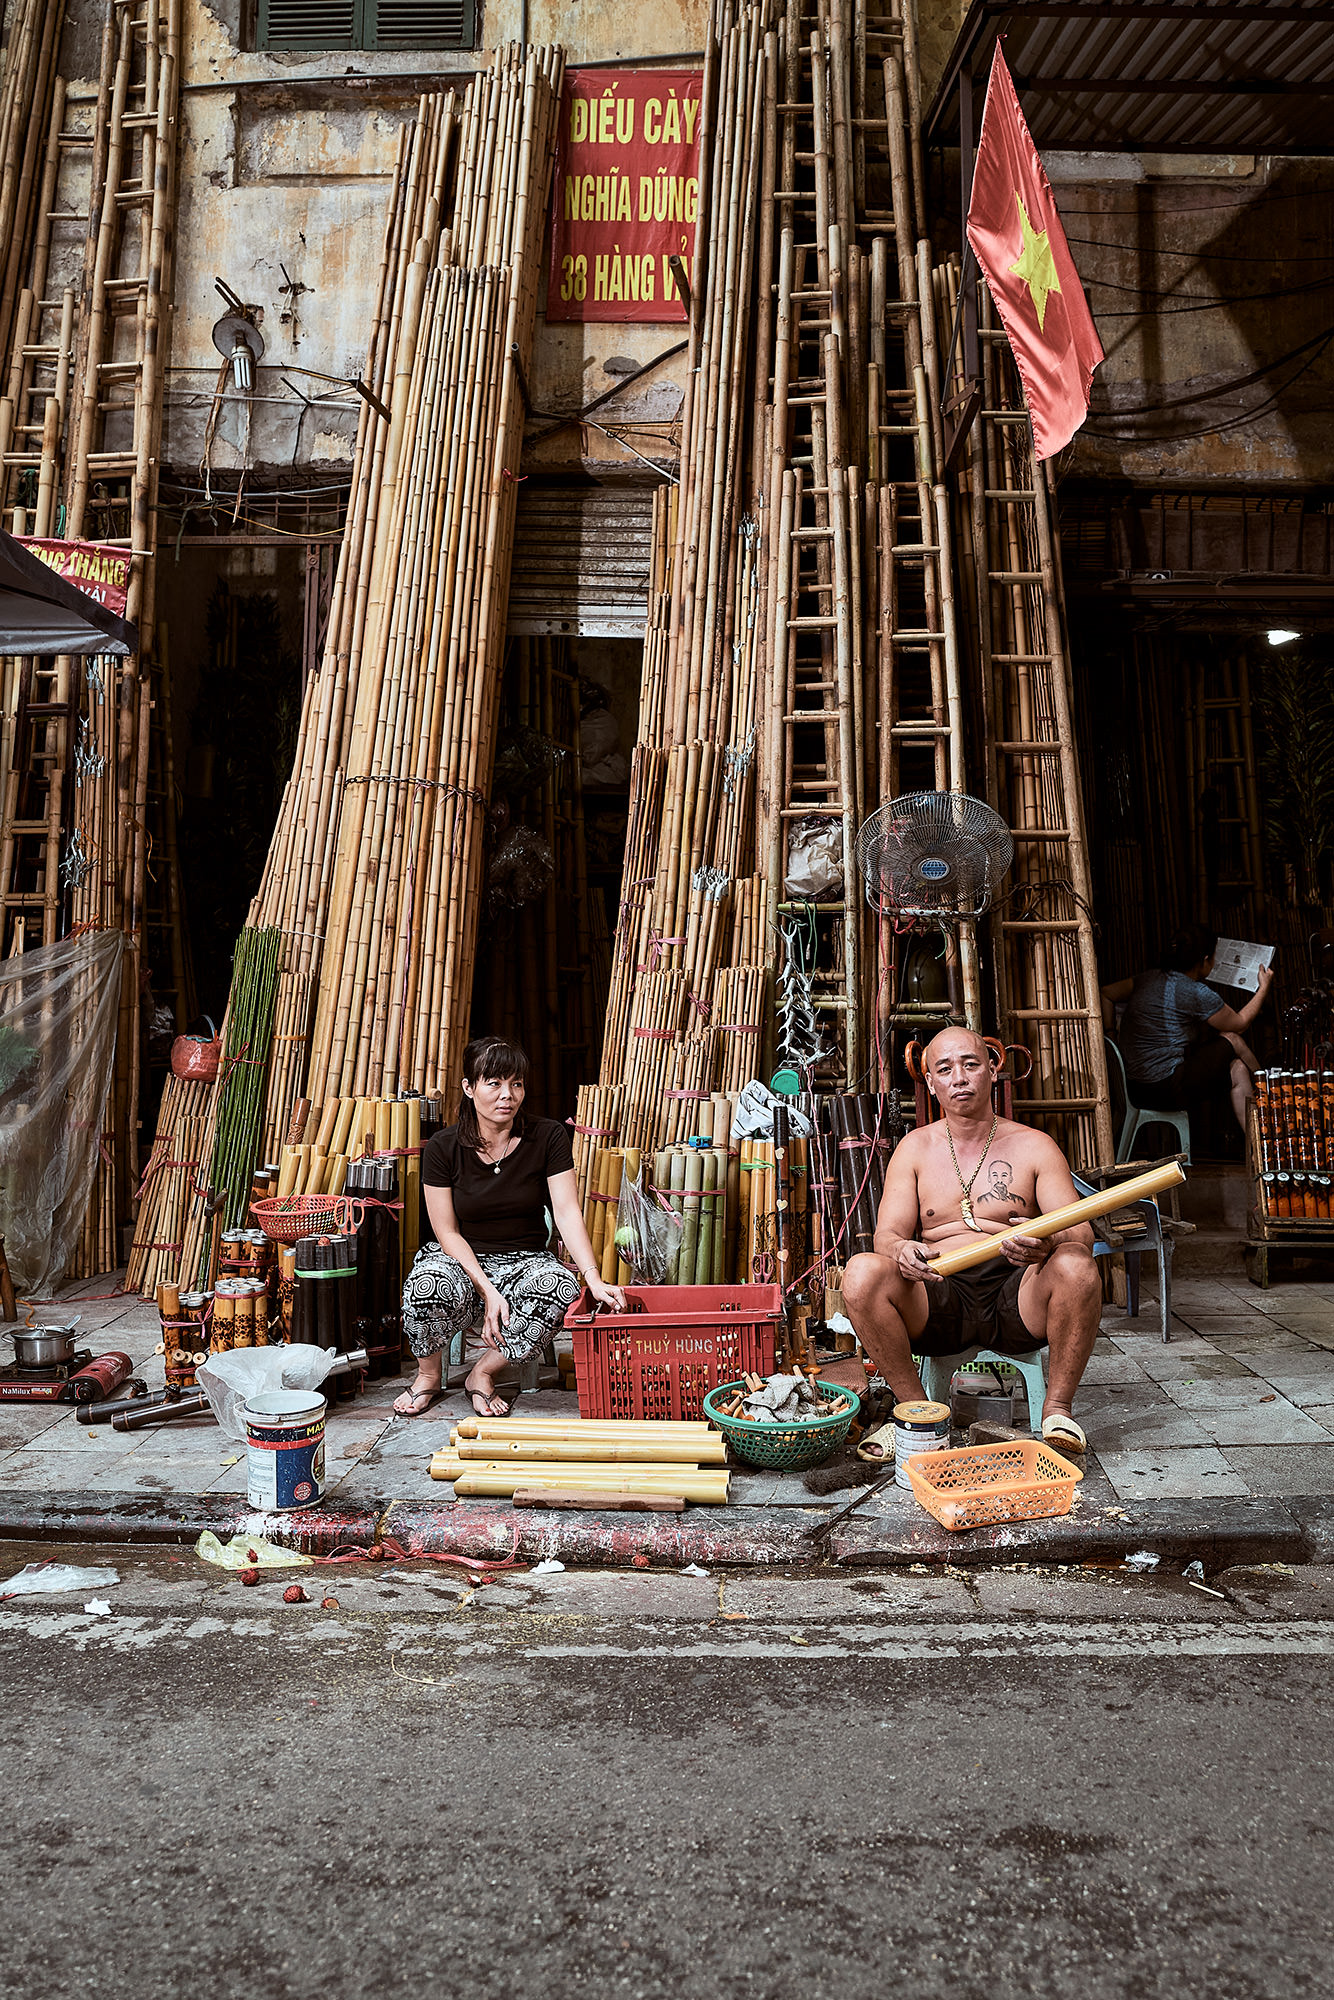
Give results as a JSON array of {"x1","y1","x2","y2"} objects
[
  {"x1": 915, "y1": 1261, "x2": 1042, "y2": 1357},
  {"x1": 1131, "y1": 1026, "x2": 1234, "y2": 1111}
]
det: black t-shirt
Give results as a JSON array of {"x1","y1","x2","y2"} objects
[{"x1": 421, "y1": 1117, "x2": 575, "y2": 1254}]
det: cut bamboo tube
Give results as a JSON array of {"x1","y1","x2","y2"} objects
[
  {"x1": 443, "y1": 1467, "x2": 731, "y2": 1503},
  {"x1": 929, "y1": 1163, "x2": 1186, "y2": 1277},
  {"x1": 453, "y1": 1436, "x2": 727, "y2": 1463}
]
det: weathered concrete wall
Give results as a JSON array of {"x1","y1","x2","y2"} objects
[
  {"x1": 1046, "y1": 153, "x2": 1334, "y2": 489},
  {"x1": 42, "y1": 0, "x2": 707, "y2": 480}
]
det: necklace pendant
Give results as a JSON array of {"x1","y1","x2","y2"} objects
[{"x1": 959, "y1": 1195, "x2": 985, "y2": 1233}]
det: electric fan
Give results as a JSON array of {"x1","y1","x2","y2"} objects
[{"x1": 854, "y1": 791, "x2": 1013, "y2": 919}]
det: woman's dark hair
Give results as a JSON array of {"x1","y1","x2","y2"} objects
[
  {"x1": 456, "y1": 1035, "x2": 530, "y2": 1153},
  {"x1": 1162, "y1": 924, "x2": 1218, "y2": 973}
]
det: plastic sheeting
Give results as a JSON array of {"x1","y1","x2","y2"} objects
[{"x1": 0, "y1": 929, "x2": 125, "y2": 1291}]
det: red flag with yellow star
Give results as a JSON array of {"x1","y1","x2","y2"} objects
[{"x1": 965, "y1": 44, "x2": 1103, "y2": 460}]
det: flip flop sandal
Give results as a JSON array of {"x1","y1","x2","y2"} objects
[
  {"x1": 1041, "y1": 1413, "x2": 1087, "y2": 1455},
  {"x1": 461, "y1": 1384, "x2": 512, "y2": 1418},
  {"x1": 394, "y1": 1385, "x2": 443, "y2": 1418},
  {"x1": 856, "y1": 1421, "x2": 895, "y2": 1464}
]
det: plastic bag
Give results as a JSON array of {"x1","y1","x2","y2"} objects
[
  {"x1": 195, "y1": 1531, "x2": 310, "y2": 1571},
  {"x1": 613, "y1": 1166, "x2": 682, "y2": 1285},
  {"x1": 487, "y1": 825, "x2": 555, "y2": 910},
  {"x1": 731, "y1": 1079, "x2": 813, "y2": 1141},
  {"x1": 0, "y1": 928, "x2": 125, "y2": 1291},
  {"x1": 1, "y1": 1563, "x2": 120, "y2": 1599},
  {"x1": 784, "y1": 817, "x2": 843, "y2": 899},
  {"x1": 197, "y1": 1344, "x2": 346, "y2": 1443}
]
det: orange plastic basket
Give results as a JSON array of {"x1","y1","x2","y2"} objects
[{"x1": 905, "y1": 1438, "x2": 1084, "y2": 1532}]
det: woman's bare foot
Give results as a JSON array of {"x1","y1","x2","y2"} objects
[
  {"x1": 394, "y1": 1371, "x2": 443, "y2": 1417},
  {"x1": 462, "y1": 1368, "x2": 510, "y2": 1418}
]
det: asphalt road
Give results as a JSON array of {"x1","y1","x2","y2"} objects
[{"x1": 1, "y1": 1545, "x2": 1330, "y2": 2000}]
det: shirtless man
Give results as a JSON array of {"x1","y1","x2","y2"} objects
[{"x1": 842, "y1": 1026, "x2": 1101, "y2": 1455}]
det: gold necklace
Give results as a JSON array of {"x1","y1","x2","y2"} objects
[{"x1": 945, "y1": 1113, "x2": 998, "y2": 1232}]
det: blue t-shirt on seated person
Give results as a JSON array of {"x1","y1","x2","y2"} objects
[{"x1": 1119, "y1": 970, "x2": 1221, "y2": 1085}]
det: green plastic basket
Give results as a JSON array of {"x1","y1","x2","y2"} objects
[{"x1": 703, "y1": 1379, "x2": 861, "y2": 1470}]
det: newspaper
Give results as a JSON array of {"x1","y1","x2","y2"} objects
[{"x1": 1211, "y1": 937, "x2": 1274, "y2": 993}]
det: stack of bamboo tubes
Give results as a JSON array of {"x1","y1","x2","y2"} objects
[
  {"x1": 430, "y1": 1415, "x2": 731, "y2": 1504},
  {"x1": 244, "y1": 49, "x2": 564, "y2": 1175}
]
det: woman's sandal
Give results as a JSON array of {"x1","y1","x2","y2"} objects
[
  {"x1": 393, "y1": 1382, "x2": 443, "y2": 1418},
  {"x1": 461, "y1": 1382, "x2": 512, "y2": 1418}
]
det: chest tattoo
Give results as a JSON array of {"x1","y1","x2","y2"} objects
[{"x1": 986, "y1": 1161, "x2": 1018, "y2": 1205}]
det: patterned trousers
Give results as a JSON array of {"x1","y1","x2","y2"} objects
[{"x1": 402, "y1": 1247, "x2": 580, "y2": 1365}]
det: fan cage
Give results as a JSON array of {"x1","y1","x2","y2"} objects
[{"x1": 855, "y1": 791, "x2": 1013, "y2": 918}]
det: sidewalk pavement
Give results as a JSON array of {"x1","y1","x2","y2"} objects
[{"x1": 2, "y1": 1266, "x2": 1332, "y2": 1570}]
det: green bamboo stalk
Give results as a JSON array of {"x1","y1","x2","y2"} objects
[{"x1": 199, "y1": 925, "x2": 283, "y2": 1284}]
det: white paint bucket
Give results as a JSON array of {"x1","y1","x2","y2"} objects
[
  {"x1": 892, "y1": 1399, "x2": 951, "y2": 1489},
  {"x1": 243, "y1": 1390, "x2": 326, "y2": 1510}
]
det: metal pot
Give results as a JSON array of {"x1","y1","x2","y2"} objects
[{"x1": 10, "y1": 1325, "x2": 79, "y2": 1370}]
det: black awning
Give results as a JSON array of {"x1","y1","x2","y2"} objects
[
  {"x1": 926, "y1": 0, "x2": 1334, "y2": 155},
  {"x1": 0, "y1": 529, "x2": 138, "y2": 656}
]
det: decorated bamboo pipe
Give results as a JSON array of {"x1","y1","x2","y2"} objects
[{"x1": 928, "y1": 1161, "x2": 1186, "y2": 1278}]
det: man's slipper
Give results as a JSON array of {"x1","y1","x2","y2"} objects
[
  {"x1": 856, "y1": 1421, "x2": 895, "y2": 1463},
  {"x1": 1041, "y1": 1413, "x2": 1087, "y2": 1454},
  {"x1": 393, "y1": 1385, "x2": 443, "y2": 1418}
]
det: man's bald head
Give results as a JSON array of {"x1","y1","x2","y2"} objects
[{"x1": 923, "y1": 1026, "x2": 995, "y2": 1072}]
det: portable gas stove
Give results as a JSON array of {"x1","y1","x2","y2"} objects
[{"x1": 0, "y1": 1349, "x2": 134, "y2": 1404}]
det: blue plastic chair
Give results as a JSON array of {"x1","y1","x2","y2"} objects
[
  {"x1": 1073, "y1": 1170, "x2": 1175, "y2": 1345},
  {"x1": 918, "y1": 1345, "x2": 1046, "y2": 1435},
  {"x1": 1105, "y1": 1035, "x2": 1191, "y2": 1166}
]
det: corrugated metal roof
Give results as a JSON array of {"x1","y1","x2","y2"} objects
[
  {"x1": 506, "y1": 487, "x2": 655, "y2": 638},
  {"x1": 926, "y1": 0, "x2": 1334, "y2": 154}
]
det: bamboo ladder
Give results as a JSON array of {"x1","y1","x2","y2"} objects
[
  {"x1": 855, "y1": 2, "x2": 979, "y2": 1073},
  {"x1": 958, "y1": 288, "x2": 1113, "y2": 1169},
  {"x1": 759, "y1": 0, "x2": 863, "y2": 1088}
]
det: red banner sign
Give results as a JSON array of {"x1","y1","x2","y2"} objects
[
  {"x1": 19, "y1": 538, "x2": 131, "y2": 618},
  {"x1": 546, "y1": 68, "x2": 703, "y2": 324}
]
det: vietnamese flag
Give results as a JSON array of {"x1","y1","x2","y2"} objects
[{"x1": 965, "y1": 44, "x2": 1103, "y2": 460}]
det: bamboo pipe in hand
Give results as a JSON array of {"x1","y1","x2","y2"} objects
[{"x1": 928, "y1": 1161, "x2": 1185, "y2": 1278}]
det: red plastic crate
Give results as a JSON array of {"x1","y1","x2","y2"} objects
[{"x1": 566, "y1": 1284, "x2": 783, "y2": 1421}]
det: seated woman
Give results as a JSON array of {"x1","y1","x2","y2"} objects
[
  {"x1": 1101, "y1": 924, "x2": 1272, "y2": 1134},
  {"x1": 394, "y1": 1034, "x2": 624, "y2": 1417}
]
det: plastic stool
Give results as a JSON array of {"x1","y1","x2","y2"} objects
[{"x1": 917, "y1": 1345, "x2": 1047, "y2": 1435}]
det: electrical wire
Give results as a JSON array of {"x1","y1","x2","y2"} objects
[{"x1": 1086, "y1": 327, "x2": 1334, "y2": 443}]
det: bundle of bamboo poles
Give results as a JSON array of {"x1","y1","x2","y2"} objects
[
  {"x1": 571, "y1": 1082, "x2": 623, "y2": 1211},
  {"x1": 430, "y1": 1416, "x2": 731, "y2": 1503},
  {"x1": 244, "y1": 50, "x2": 564, "y2": 1174},
  {"x1": 123, "y1": 1073, "x2": 217, "y2": 1300},
  {"x1": 0, "y1": 0, "x2": 65, "y2": 384}
]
